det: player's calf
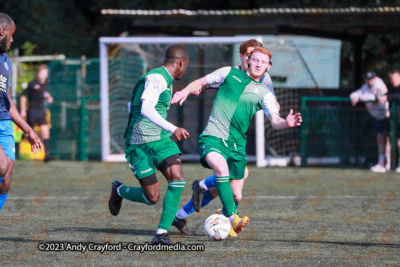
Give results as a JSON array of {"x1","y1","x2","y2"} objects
[
  {"x1": 0, "y1": 150, "x2": 9, "y2": 177},
  {"x1": 113, "y1": 174, "x2": 159, "y2": 208},
  {"x1": 0, "y1": 170, "x2": 12, "y2": 195},
  {"x1": 0, "y1": 163, "x2": 8, "y2": 178},
  {"x1": 0, "y1": 182, "x2": 10, "y2": 195},
  {"x1": 139, "y1": 173, "x2": 160, "y2": 204},
  {"x1": 156, "y1": 159, "x2": 186, "y2": 239}
]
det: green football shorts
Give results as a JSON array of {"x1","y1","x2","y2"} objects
[
  {"x1": 125, "y1": 138, "x2": 181, "y2": 180},
  {"x1": 198, "y1": 134, "x2": 247, "y2": 179}
]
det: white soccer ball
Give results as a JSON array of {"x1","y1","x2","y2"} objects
[{"x1": 204, "y1": 214, "x2": 231, "y2": 241}]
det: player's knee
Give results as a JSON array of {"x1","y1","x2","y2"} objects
[
  {"x1": 0, "y1": 161, "x2": 8, "y2": 177},
  {"x1": 159, "y1": 155, "x2": 185, "y2": 182},
  {"x1": 146, "y1": 191, "x2": 160, "y2": 204},
  {"x1": 214, "y1": 165, "x2": 229, "y2": 176},
  {"x1": 171, "y1": 169, "x2": 185, "y2": 182}
]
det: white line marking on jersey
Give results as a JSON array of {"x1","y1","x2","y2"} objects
[
  {"x1": 232, "y1": 76, "x2": 241, "y2": 83},
  {"x1": 129, "y1": 164, "x2": 136, "y2": 175},
  {"x1": 210, "y1": 148, "x2": 222, "y2": 153},
  {"x1": 140, "y1": 168, "x2": 153, "y2": 174}
]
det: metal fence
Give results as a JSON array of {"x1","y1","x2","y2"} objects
[{"x1": 300, "y1": 96, "x2": 398, "y2": 169}]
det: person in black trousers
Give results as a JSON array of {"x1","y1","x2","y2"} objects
[{"x1": 20, "y1": 64, "x2": 54, "y2": 162}]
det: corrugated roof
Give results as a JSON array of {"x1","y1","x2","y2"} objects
[{"x1": 101, "y1": 7, "x2": 400, "y2": 16}]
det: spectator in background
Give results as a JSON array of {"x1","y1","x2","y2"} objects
[
  {"x1": 20, "y1": 64, "x2": 54, "y2": 162},
  {"x1": 350, "y1": 71, "x2": 390, "y2": 173},
  {"x1": 386, "y1": 70, "x2": 400, "y2": 172}
]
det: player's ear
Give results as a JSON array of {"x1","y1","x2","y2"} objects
[
  {"x1": 0, "y1": 27, "x2": 5, "y2": 37},
  {"x1": 179, "y1": 58, "x2": 186, "y2": 68}
]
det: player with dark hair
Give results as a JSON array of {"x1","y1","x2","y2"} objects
[
  {"x1": 20, "y1": 64, "x2": 54, "y2": 161},
  {"x1": 0, "y1": 13, "x2": 42, "y2": 209},
  {"x1": 109, "y1": 44, "x2": 190, "y2": 245},
  {"x1": 172, "y1": 39, "x2": 280, "y2": 236},
  {"x1": 172, "y1": 47, "x2": 301, "y2": 236}
]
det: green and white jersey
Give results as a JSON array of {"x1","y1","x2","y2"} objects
[
  {"x1": 124, "y1": 66, "x2": 174, "y2": 145},
  {"x1": 203, "y1": 66, "x2": 278, "y2": 146},
  {"x1": 207, "y1": 65, "x2": 276, "y2": 97}
]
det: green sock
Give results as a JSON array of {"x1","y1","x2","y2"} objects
[
  {"x1": 118, "y1": 185, "x2": 154, "y2": 205},
  {"x1": 235, "y1": 201, "x2": 240, "y2": 209},
  {"x1": 235, "y1": 201, "x2": 240, "y2": 215},
  {"x1": 158, "y1": 181, "x2": 186, "y2": 230},
  {"x1": 216, "y1": 176, "x2": 236, "y2": 217}
]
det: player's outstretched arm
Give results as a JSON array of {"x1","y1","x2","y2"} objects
[
  {"x1": 268, "y1": 109, "x2": 302, "y2": 130},
  {"x1": 349, "y1": 89, "x2": 361, "y2": 106},
  {"x1": 274, "y1": 97, "x2": 281, "y2": 112},
  {"x1": 141, "y1": 100, "x2": 190, "y2": 141},
  {"x1": 171, "y1": 77, "x2": 208, "y2": 106},
  {"x1": 7, "y1": 88, "x2": 43, "y2": 154}
]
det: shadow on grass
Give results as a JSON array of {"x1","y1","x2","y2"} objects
[
  {"x1": 272, "y1": 239, "x2": 400, "y2": 248},
  {"x1": 51, "y1": 227, "x2": 155, "y2": 236}
]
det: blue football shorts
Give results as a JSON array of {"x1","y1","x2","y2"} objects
[{"x1": 0, "y1": 120, "x2": 15, "y2": 162}]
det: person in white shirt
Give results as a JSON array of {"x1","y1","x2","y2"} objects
[{"x1": 350, "y1": 71, "x2": 390, "y2": 173}]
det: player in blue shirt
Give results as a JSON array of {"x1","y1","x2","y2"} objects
[{"x1": 0, "y1": 13, "x2": 43, "y2": 210}]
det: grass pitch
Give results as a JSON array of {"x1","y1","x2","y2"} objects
[{"x1": 1, "y1": 161, "x2": 400, "y2": 266}]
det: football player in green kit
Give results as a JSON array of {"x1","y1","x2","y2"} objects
[
  {"x1": 109, "y1": 44, "x2": 190, "y2": 245},
  {"x1": 172, "y1": 47, "x2": 302, "y2": 236}
]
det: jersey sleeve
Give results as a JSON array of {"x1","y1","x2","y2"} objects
[
  {"x1": 262, "y1": 93, "x2": 279, "y2": 117},
  {"x1": 21, "y1": 82, "x2": 32, "y2": 97},
  {"x1": 141, "y1": 74, "x2": 168, "y2": 104},
  {"x1": 205, "y1": 67, "x2": 231, "y2": 85},
  {"x1": 141, "y1": 100, "x2": 178, "y2": 133},
  {"x1": 376, "y1": 78, "x2": 388, "y2": 95},
  {"x1": 6, "y1": 57, "x2": 11, "y2": 89},
  {"x1": 261, "y1": 73, "x2": 276, "y2": 97},
  {"x1": 349, "y1": 86, "x2": 365, "y2": 100}
]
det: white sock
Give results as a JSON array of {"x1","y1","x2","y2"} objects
[
  {"x1": 378, "y1": 155, "x2": 385, "y2": 165},
  {"x1": 156, "y1": 229, "x2": 167, "y2": 235},
  {"x1": 116, "y1": 185, "x2": 123, "y2": 197},
  {"x1": 386, "y1": 154, "x2": 391, "y2": 165},
  {"x1": 199, "y1": 180, "x2": 207, "y2": 190},
  {"x1": 229, "y1": 215, "x2": 235, "y2": 224},
  {"x1": 176, "y1": 208, "x2": 189, "y2": 220}
]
